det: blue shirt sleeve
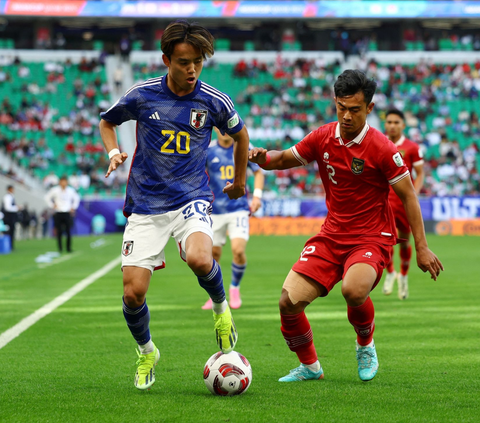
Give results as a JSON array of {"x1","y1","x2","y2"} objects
[
  {"x1": 100, "y1": 86, "x2": 139, "y2": 125},
  {"x1": 211, "y1": 93, "x2": 244, "y2": 136}
]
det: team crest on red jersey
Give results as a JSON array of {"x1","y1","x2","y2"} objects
[
  {"x1": 351, "y1": 157, "x2": 365, "y2": 175},
  {"x1": 190, "y1": 109, "x2": 208, "y2": 129},
  {"x1": 122, "y1": 240, "x2": 134, "y2": 256}
]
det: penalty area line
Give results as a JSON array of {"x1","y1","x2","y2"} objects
[{"x1": 0, "y1": 256, "x2": 122, "y2": 350}]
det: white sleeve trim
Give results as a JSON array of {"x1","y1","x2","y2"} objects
[
  {"x1": 389, "y1": 170, "x2": 410, "y2": 185},
  {"x1": 290, "y1": 146, "x2": 309, "y2": 166},
  {"x1": 413, "y1": 159, "x2": 424, "y2": 166}
]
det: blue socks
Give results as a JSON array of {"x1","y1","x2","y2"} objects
[
  {"x1": 197, "y1": 260, "x2": 226, "y2": 303},
  {"x1": 231, "y1": 262, "x2": 247, "y2": 287},
  {"x1": 123, "y1": 298, "x2": 151, "y2": 345}
]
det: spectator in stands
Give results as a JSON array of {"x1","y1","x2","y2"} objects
[
  {"x1": 114, "y1": 66, "x2": 123, "y2": 94},
  {"x1": 1, "y1": 185, "x2": 19, "y2": 250},
  {"x1": 44, "y1": 175, "x2": 80, "y2": 253},
  {"x1": 119, "y1": 34, "x2": 131, "y2": 62}
]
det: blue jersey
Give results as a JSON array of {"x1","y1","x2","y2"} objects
[
  {"x1": 206, "y1": 140, "x2": 260, "y2": 214},
  {"x1": 100, "y1": 75, "x2": 244, "y2": 215}
]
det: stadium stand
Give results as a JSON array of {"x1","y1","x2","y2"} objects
[
  {"x1": 0, "y1": 54, "x2": 127, "y2": 197},
  {"x1": 133, "y1": 55, "x2": 480, "y2": 198},
  {"x1": 1, "y1": 47, "x2": 479, "y2": 199}
]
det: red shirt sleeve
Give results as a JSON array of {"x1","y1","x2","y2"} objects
[
  {"x1": 291, "y1": 128, "x2": 324, "y2": 166},
  {"x1": 411, "y1": 143, "x2": 424, "y2": 166},
  {"x1": 379, "y1": 140, "x2": 410, "y2": 185}
]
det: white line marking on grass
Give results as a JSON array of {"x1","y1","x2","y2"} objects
[
  {"x1": 37, "y1": 252, "x2": 82, "y2": 269},
  {"x1": 0, "y1": 256, "x2": 122, "y2": 350}
]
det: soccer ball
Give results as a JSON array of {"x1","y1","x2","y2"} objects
[{"x1": 203, "y1": 351, "x2": 252, "y2": 396}]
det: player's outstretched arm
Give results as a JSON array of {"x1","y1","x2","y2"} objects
[
  {"x1": 392, "y1": 177, "x2": 444, "y2": 280},
  {"x1": 248, "y1": 148, "x2": 302, "y2": 170},
  {"x1": 99, "y1": 119, "x2": 128, "y2": 178},
  {"x1": 224, "y1": 126, "x2": 249, "y2": 199}
]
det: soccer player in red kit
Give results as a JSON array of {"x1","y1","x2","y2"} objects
[
  {"x1": 382, "y1": 109, "x2": 425, "y2": 300},
  {"x1": 249, "y1": 70, "x2": 443, "y2": 382}
]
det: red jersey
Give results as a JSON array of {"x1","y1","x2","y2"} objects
[
  {"x1": 388, "y1": 135, "x2": 424, "y2": 207},
  {"x1": 292, "y1": 122, "x2": 409, "y2": 246}
]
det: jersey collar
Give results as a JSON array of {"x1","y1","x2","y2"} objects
[
  {"x1": 161, "y1": 75, "x2": 201, "y2": 100},
  {"x1": 335, "y1": 121, "x2": 370, "y2": 146},
  {"x1": 395, "y1": 135, "x2": 406, "y2": 146}
]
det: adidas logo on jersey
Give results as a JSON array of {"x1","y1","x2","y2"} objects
[
  {"x1": 149, "y1": 111, "x2": 160, "y2": 120},
  {"x1": 211, "y1": 157, "x2": 220, "y2": 164}
]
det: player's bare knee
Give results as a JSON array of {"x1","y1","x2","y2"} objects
[
  {"x1": 341, "y1": 286, "x2": 367, "y2": 307},
  {"x1": 279, "y1": 289, "x2": 298, "y2": 314},
  {"x1": 187, "y1": 253, "x2": 212, "y2": 275},
  {"x1": 232, "y1": 250, "x2": 246, "y2": 265},
  {"x1": 212, "y1": 247, "x2": 222, "y2": 262},
  {"x1": 123, "y1": 286, "x2": 145, "y2": 308}
]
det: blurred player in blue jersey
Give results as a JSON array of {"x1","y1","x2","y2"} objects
[
  {"x1": 202, "y1": 127, "x2": 264, "y2": 310},
  {"x1": 98, "y1": 21, "x2": 250, "y2": 391}
]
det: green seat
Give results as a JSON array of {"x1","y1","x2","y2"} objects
[
  {"x1": 132, "y1": 40, "x2": 143, "y2": 51},
  {"x1": 405, "y1": 41, "x2": 415, "y2": 51},
  {"x1": 368, "y1": 40, "x2": 378, "y2": 51},
  {"x1": 244, "y1": 41, "x2": 255, "y2": 51},
  {"x1": 439, "y1": 38, "x2": 453, "y2": 50},
  {"x1": 93, "y1": 40, "x2": 104, "y2": 51},
  {"x1": 215, "y1": 39, "x2": 230, "y2": 51}
]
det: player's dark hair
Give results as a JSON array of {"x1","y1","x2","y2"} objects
[
  {"x1": 161, "y1": 20, "x2": 215, "y2": 60},
  {"x1": 7, "y1": 185, "x2": 13, "y2": 190},
  {"x1": 334, "y1": 69, "x2": 377, "y2": 105},
  {"x1": 60, "y1": 175, "x2": 68, "y2": 181},
  {"x1": 386, "y1": 108, "x2": 405, "y2": 121}
]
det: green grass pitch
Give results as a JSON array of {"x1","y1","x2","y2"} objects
[{"x1": 0, "y1": 233, "x2": 479, "y2": 422}]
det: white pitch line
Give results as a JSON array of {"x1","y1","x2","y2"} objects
[
  {"x1": 37, "y1": 251, "x2": 82, "y2": 269},
  {"x1": 0, "y1": 256, "x2": 122, "y2": 350}
]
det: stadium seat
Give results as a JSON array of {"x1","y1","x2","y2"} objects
[{"x1": 215, "y1": 39, "x2": 231, "y2": 51}]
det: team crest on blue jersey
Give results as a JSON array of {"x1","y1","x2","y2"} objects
[
  {"x1": 351, "y1": 157, "x2": 365, "y2": 175},
  {"x1": 122, "y1": 240, "x2": 134, "y2": 256},
  {"x1": 190, "y1": 109, "x2": 208, "y2": 129}
]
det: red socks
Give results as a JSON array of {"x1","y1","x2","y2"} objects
[
  {"x1": 400, "y1": 245, "x2": 412, "y2": 276},
  {"x1": 281, "y1": 298, "x2": 376, "y2": 359},
  {"x1": 386, "y1": 246, "x2": 395, "y2": 273},
  {"x1": 347, "y1": 297, "x2": 375, "y2": 346},
  {"x1": 280, "y1": 312, "x2": 318, "y2": 365}
]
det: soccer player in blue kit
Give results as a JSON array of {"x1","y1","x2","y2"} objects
[
  {"x1": 99, "y1": 21, "x2": 250, "y2": 390},
  {"x1": 202, "y1": 127, "x2": 264, "y2": 310}
]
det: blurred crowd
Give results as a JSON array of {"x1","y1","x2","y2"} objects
[
  {"x1": 1, "y1": 54, "x2": 479, "y2": 200},
  {"x1": 0, "y1": 55, "x2": 127, "y2": 195},
  {"x1": 228, "y1": 56, "x2": 480, "y2": 198}
]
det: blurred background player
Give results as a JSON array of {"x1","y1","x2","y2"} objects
[
  {"x1": 382, "y1": 109, "x2": 425, "y2": 300},
  {"x1": 98, "y1": 21, "x2": 250, "y2": 391},
  {"x1": 202, "y1": 127, "x2": 265, "y2": 310},
  {"x1": 44, "y1": 175, "x2": 80, "y2": 253}
]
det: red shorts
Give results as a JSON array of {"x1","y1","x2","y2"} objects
[
  {"x1": 291, "y1": 235, "x2": 392, "y2": 297},
  {"x1": 390, "y1": 197, "x2": 411, "y2": 234}
]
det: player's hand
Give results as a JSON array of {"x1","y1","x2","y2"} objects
[
  {"x1": 223, "y1": 181, "x2": 246, "y2": 200},
  {"x1": 248, "y1": 147, "x2": 268, "y2": 164},
  {"x1": 106, "y1": 152, "x2": 128, "y2": 178},
  {"x1": 416, "y1": 247, "x2": 444, "y2": 281},
  {"x1": 250, "y1": 196, "x2": 262, "y2": 214}
]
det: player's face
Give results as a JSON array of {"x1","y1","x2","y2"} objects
[
  {"x1": 334, "y1": 91, "x2": 374, "y2": 140},
  {"x1": 163, "y1": 42, "x2": 204, "y2": 96},
  {"x1": 385, "y1": 114, "x2": 406, "y2": 140}
]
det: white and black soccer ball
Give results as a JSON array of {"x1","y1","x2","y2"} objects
[{"x1": 203, "y1": 351, "x2": 252, "y2": 396}]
